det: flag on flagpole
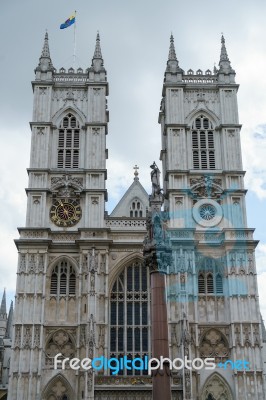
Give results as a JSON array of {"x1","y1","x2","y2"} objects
[{"x1": 60, "y1": 14, "x2": 76, "y2": 29}]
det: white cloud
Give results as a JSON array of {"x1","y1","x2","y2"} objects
[
  {"x1": 256, "y1": 243, "x2": 266, "y2": 274},
  {"x1": 242, "y1": 125, "x2": 266, "y2": 200},
  {"x1": 258, "y1": 272, "x2": 266, "y2": 322}
]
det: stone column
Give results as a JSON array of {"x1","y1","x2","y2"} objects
[
  {"x1": 143, "y1": 162, "x2": 172, "y2": 400},
  {"x1": 150, "y1": 268, "x2": 172, "y2": 400}
]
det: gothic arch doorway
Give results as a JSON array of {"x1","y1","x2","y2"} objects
[
  {"x1": 42, "y1": 374, "x2": 74, "y2": 400},
  {"x1": 201, "y1": 373, "x2": 233, "y2": 400}
]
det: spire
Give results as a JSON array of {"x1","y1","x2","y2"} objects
[
  {"x1": 0, "y1": 289, "x2": 7, "y2": 319},
  {"x1": 35, "y1": 31, "x2": 54, "y2": 73},
  {"x1": 90, "y1": 31, "x2": 106, "y2": 75},
  {"x1": 93, "y1": 31, "x2": 103, "y2": 59},
  {"x1": 218, "y1": 34, "x2": 234, "y2": 77},
  {"x1": 42, "y1": 31, "x2": 51, "y2": 58},
  {"x1": 168, "y1": 34, "x2": 177, "y2": 61},
  {"x1": 220, "y1": 35, "x2": 230, "y2": 63},
  {"x1": 165, "y1": 34, "x2": 183, "y2": 81},
  {"x1": 4, "y1": 301, "x2": 13, "y2": 339}
]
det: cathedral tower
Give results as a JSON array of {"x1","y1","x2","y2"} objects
[
  {"x1": 159, "y1": 35, "x2": 265, "y2": 399},
  {"x1": 8, "y1": 32, "x2": 110, "y2": 400}
]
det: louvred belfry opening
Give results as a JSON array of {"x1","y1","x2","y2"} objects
[
  {"x1": 57, "y1": 113, "x2": 80, "y2": 169},
  {"x1": 192, "y1": 115, "x2": 215, "y2": 169}
]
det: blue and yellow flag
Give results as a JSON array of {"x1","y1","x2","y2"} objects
[{"x1": 60, "y1": 14, "x2": 76, "y2": 29}]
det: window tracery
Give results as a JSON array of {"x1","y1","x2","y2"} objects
[
  {"x1": 199, "y1": 329, "x2": 229, "y2": 362},
  {"x1": 45, "y1": 330, "x2": 75, "y2": 367},
  {"x1": 201, "y1": 373, "x2": 233, "y2": 400},
  {"x1": 50, "y1": 260, "x2": 76, "y2": 297},
  {"x1": 110, "y1": 261, "x2": 150, "y2": 375},
  {"x1": 43, "y1": 374, "x2": 73, "y2": 400}
]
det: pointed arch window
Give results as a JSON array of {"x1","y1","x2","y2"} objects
[
  {"x1": 197, "y1": 258, "x2": 223, "y2": 295},
  {"x1": 57, "y1": 113, "x2": 80, "y2": 168},
  {"x1": 192, "y1": 115, "x2": 215, "y2": 169},
  {"x1": 198, "y1": 273, "x2": 223, "y2": 294},
  {"x1": 216, "y1": 274, "x2": 223, "y2": 294},
  {"x1": 198, "y1": 273, "x2": 205, "y2": 293},
  {"x1": 110, "y1": 261, "x2": 150, "y2": 375},
  {"x1": 207, "y1": 273, "x2": 214, "y2": 293},
  {"x1": 202, "y1": 372, "x2": 233, "y2": 400},
  {"x1": 50, "y1": 260, "x2": 76, "y2": 296}
]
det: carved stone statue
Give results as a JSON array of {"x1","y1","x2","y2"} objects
[
  {"x1": 153, "y1": 215, "x2": 163, "y2": 240},
  {"x1": 150, "y1": 162, "x2": 161, "y2": 196}
]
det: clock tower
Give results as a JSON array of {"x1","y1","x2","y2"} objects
[{"x1": 8, "y1": 32, "x2": 109, "y2": 400}]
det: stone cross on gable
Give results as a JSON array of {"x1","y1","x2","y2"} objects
[{"x1": 133, "y1": 164, "x2": 139, "y2": 180}]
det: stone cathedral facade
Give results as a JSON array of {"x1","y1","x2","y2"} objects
[{"x1": 7, "y1": 32, "x2": 266, "y2": 400}]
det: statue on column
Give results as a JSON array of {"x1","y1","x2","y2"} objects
[
  {"x1": 143, "y1": 162, "x2": 172, "y2": 400},
  {"x1": 150, "y1": 162, "x2": 161, "y2": 197}
]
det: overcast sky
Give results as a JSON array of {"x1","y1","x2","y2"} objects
[{"x1": 1, "y1": 0, "x2": 266, "y2": 320}]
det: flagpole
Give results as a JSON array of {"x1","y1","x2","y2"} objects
[{"x1": 73, "y1": 10, "x2": 77, "y2": 69}]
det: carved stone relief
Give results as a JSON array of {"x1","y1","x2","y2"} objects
[
  {"x1": 243, "y1": 325, "x2": 251, "y2": 347},
  {"x1": 33, "y1": 326, "x2": 41, "y2": 348},
  {"x1": 36, "y1": 127, "x2": 45, "y2": 135},
  {"x1": 99, "y1": 254, "x2": 106, "y2": 274},
  {"x1": 201, "y1": 373, "x2": 233, "y2": 400},
  {"x1": 14, "y1": 326, "x2": 22, "y2": 349},
  {"x1": 98, "y1": 325, "x2": 105, "y2": 350},
  {"x1": 87, "y1": 370, "x2": 93, "y2": 392},
  {"x1": 38, "y1": 254, "x2": 45, "y2": 272},
  {"x1": 28, "y1": 254, "x2": 36, "y2": 273},
  {"x1": 199, "y1": 329, "x2": 229, "y2": 360},
  {"x1": 80, "y1": 325, "x2": 86, "y2": 347},
  {"x1": 51, "y1": 174, "x2": 83, "y2": 196},
  {"x1": 88, "y1": 314, "x2": 95, "y2": 359},
  {"x1": 171, "y1": 325, "x2": 178, "y2": 348},
  {"x1": 234, "y1": 325, "x2": 241, "y2": 347},
  {"x1": 45, "y1": 330, "x2": 76, "y2": 366},
  {"x1": 19, "y1": 254, "x2": 26, "y2": 273},
  {"x1": 22, "y1": 326, "x2": 32, "y2": 349},
  {"x1": 190, "y1": 176, "x2": 223, "y2": 199}
]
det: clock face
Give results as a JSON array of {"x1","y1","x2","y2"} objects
[{"x1": 50, "y1": 198, "x2": 82, "y2": 227}]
